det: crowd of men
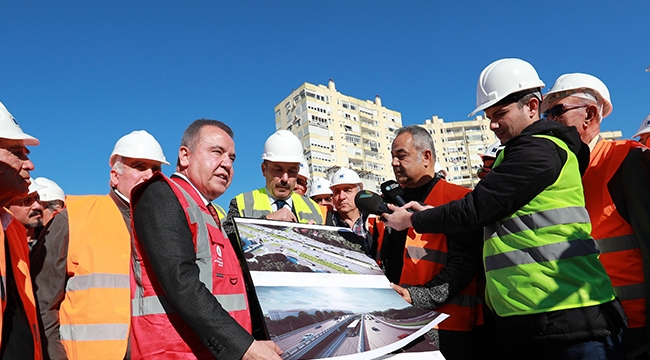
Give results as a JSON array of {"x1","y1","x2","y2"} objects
[{"x1": 0, "y1": 57, "x2": 649, "y2": 360}]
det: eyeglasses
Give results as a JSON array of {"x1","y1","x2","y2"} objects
[{"x1": 543, "y1": 104, "x2": 589, "y2": 119}]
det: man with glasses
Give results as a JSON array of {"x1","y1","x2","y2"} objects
[
  {"x1": 0, "y1": 101, "x2": 42, "y2": 359},
  {"x1": 309, "y1": 176, "x2": 335, "y2": 225},
  {"x1": 543, "y1": 73, "x2": 650, "y2": 358},
  {"x1": 383, "y1": 59, "x2": 626, "y2": 360},
  {"x1": 7, "y1": 179, "x2": 46, "y2": 248}
]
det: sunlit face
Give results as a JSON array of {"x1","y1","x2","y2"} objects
[
  {"x1": 179, "y1": 125, "x2": 235, "y2": 201},
  {"x1": 111, "y1": 157, "x2": 162, "y2": 198},
  {"x1": 391, "y1": 132, "x2": 430, "y2": 188},
  {"x1": 484, "y1": 101, "x2": 533, "y2": 144},
  {"x1": 544, "y1": 97, "x2": 591, "y2": 136},
  {"x1": 331, "y1": 184, "x2": 360, "y2": 214},
  {"x1": 8, "y1": 192, "x2": 43, "y2": 228},
  {"x1": 262, "y1": 161, "x2": 299, "y2": 200},
  {"x1": 294, "y1": 175, "x2": 309, "y2": 196},
  {"x1": 312, "y1": 194, "x2": 334, "y2": 212},
  {"x1": 0, "y1": 139, "x2": 35, "y2": 203}
]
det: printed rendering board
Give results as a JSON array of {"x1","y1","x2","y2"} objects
[{"x1": 232, "y1": 217, "x2": 448, "y2": 360}]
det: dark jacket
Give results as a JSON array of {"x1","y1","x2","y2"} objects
[{"x1": 410, "y1": 119, "x2": 626, "y2": 346}]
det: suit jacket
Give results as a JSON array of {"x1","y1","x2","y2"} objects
[{"x1": 132, "y1": 176, "x2": 254, "y2": 359}]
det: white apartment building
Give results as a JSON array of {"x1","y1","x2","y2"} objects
[
  {"x1": 274, "y1": 79, "x2": 402, "y2": 192},
  {"x1": 420, "y1": 115, "x2": 499, "y2": 189}
]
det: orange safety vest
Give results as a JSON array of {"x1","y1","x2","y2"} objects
[
  {"x1": 1, "y1": 215, "x2": 42, "y2": 359},
  {"x1": 583, "y1": 139, "x2": 647, "y2": 329},
  {"x1": 60, "y1": 195, "x2": 131, "y2": 359},
  {"x1": 372, "y1": 180, "x2": 483, "y2": 331},
  {"x1": 130, "y1": 173, "x2": 251, "y2": 359}
]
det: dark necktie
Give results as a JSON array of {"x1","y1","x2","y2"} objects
[
  {"x1": 207, "y1": 203, "x2": 222, "y2": 228},
  {"x1": 275, "y1": 200, "x2": 288, "y2": 211}
]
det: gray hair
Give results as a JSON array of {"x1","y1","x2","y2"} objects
[{"x1": 394, "y1": 125, "x2": 436, "y2": 161}]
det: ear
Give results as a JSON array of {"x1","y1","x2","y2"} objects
[
  {"x1": 526, "y1": 96, "x2": 540, "y2": 117},
  {"x1": 178, "y1": 146, "x2": 191, "y2": 169},
  {"x1": 421, "y1": 149, "x2": 433, "y2": 167},
  {"x1": 109, "y1": 168, "x2": 119, "y2": 187},
  {"x1": 261, "y1": 161, "x2": 267, "y2": 177},
  {"x1": 585, "y1": 104, "x2": 599, "y2": 125}
]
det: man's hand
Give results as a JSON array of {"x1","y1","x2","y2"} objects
[
  {"x1": 265, "y1": 207, "x2": 297, "y2": 222},
  {"x1": 382, "y1": 203, "x2": 413, "y2": 231},
  {"x1": 390, "y1": 283, "x2": 412, "y2": 304},
  {"x1": 242, "y1": 340, "x2": 283, "y2": 360}
]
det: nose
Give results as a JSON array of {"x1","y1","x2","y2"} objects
[
  {"x1": 23, "y1": 158, "x2": 35, "y2": 172},
  {"x1": 141, "y1": 168, "x2": 155, "y2": 181},
  {"x1": 220, "y1": 155, "x2": 233, "y2": 170},
  {"x1": 489, "y1": 120, "x2": 499, "y2": 131},
  {"x1": 32, "y1": 200, "x2": 44, "y2": 211},
  {"x1": 391, "y1": 157, "x2": 400, "y2": 167}
]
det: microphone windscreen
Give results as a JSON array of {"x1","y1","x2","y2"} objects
[
  {"x1": 355, "y1": 190, "x2": 390, "y2": 215},
  {"x1": 381, "y1": 180, "x2": 406, "y2": 206}
]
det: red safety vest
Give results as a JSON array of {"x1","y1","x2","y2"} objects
[
  {"x1": 130, "y1": 173, "x2": 251, "y2": 359},
  {"x1": 583, "y1": 139, "x2": 646, "y2": 329},
  {"x1": 1, "y1": 213, "x2": 42, "y2": 359},
  {"x1": 372, "y1": 180, "x2": 483, "y2": 331}
]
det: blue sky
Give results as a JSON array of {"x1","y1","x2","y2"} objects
[{"x1": 2, "y1": 1, "x2": 649, "y2": 208}]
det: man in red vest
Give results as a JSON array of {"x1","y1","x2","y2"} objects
[
  {"x1": 543, "y1": 73, "x2": 650, "y2": 358},
  {"x1": 130, "y1": 119, "x2": 282, "y2": 359},
  {"x1": 0, "y1": 101, "x2": 42, "y2": 359},
  {"x1": 371, "y1": 125, "x2": 484, "y2": 360}
]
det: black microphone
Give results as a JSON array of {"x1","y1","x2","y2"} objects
[
  {"x1": 354, "y1": 190, "x2": 391, "y2": 215},
  {"x1": 381, "y1": 180, "x2": 407, "y2": 206}
]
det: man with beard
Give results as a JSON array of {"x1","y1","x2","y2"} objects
[
  {"x1": 7, "y1": 179, "x2": 46, "y2": 248},
  {"x1": 224, "y1": 130, "x2": 322, "y2": 239}
]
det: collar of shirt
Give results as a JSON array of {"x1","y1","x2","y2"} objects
[
  {"x1": 588, "y1": 134, "x2": 603, "y2": 152},
  {"x1": 267, "y1": 191, "x2": 293, "y2": 212},
  {"x1": 112, "y1": 187, "x2": 130, "y2": 204},
  {"x1": 172, "y1": 172, "x2": 210, "y2": 207}
]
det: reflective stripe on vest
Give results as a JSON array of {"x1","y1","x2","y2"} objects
[
  {"x1": 583, "y1": 140, "x2": 647, "y2": 329},
  {"x1": 484, "y1": 206, "x2": 590, "y2": 240},
  {"x1": 484, "y1": 135, "x2": 615, "y2": 317},
  {"x1": 65, "y1": 273, "x2": 129, "y2": 292},
  {"x1": 60, "y1": 324, "x2": 128, "y2": 341},
  {"x1": 132, "y1": 293, "x2": 247, "y2": 316},
  {"x1": 237, "y1": 188, "x2": 323, "y2": 224}
]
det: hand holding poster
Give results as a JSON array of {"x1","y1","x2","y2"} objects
[{"x1": 232, "y1": 218, "x2": 448, "y2": 360}]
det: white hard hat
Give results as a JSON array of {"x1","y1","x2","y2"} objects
[
  {"x1": 27, "y1": 177, "x2": 46, "y2": 195},
  {"x1": 109, "y1": 130, "x2": 169, "y2": 167},
  {"x1": 330, "y1": 167, "x2": 363, "y2": 189},
  {"x1": 478, "y1": 141, "x2": 502, "y2": 160},
  {"x1": 469, "y1": 58, "x2": 545, "y2": 117},
  {"x1": 542, "y1": 73, "x2": 612, "y2": 119},
  {"x1": 34, "y1": 177, "x2": 65, "y2": 202},
  {"x1": 262, "y1": 130, "x2": 304, "y2": 163},
  {"x1": 309, "y1": 177, "x2": 333, "y2": 197},
  {"x1": 0, "y1": 101, "x2": 39, "y2": 146},
  {"x1": 633, "y1": 114, "x2": 650, "y2": 138},
  {"x1": 299, "y1": 159, "x2": 311, "y2": 181}
]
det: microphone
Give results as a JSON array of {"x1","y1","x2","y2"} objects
[
  {"x1": 381, "y1": 180, "x2": 407, "y2": 207},
  {"x1": 354, "y1": 190, "x2": 391, "y2": 215},
  {"x1": 381, "y1": 180, "x2": 413, "y2": 213}
]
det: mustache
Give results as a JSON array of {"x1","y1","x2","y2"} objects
[{"x1": 28, "y1": 210, "x2": 42, "y2": 217}]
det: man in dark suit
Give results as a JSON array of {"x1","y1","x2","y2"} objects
[{"x1": 129, "y1": 119, "x2": 282, "y2": 359}]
